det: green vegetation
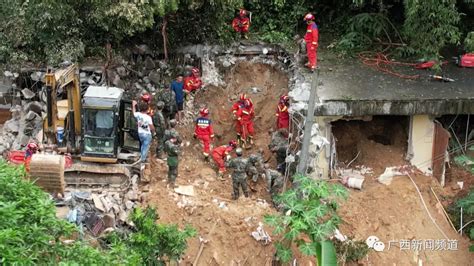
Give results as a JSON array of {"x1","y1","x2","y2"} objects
[
  {"x1": 264, "y1": 174, "x2": 348, "y2": 264},
  {"x1": 0, "y1": 0, "x2": 472, "y2": 66},
  {"x1": 457, "y1": 190, "x2": 474, "y2": 252},
  {"x1": 0, "y1": 160, "x2": 195, "y2": 264}
]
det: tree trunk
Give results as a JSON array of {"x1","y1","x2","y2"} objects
[{"x1": 162, "y1": 16, "x2": 168, "y2": 61}]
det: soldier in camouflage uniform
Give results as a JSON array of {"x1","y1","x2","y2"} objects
[
  {"x1": 268, "y1": 128, "x2": 288, "y2": 174},
  {"x1": 153, "y1": 101, "x2": 166, "y2": 158},
  {"x1": 155, "y1": 85, "x2": 177, "y2": 126},
  {"x1": 226, "y1": 148, "x2": 249, "y2": 200},
  {"x1": 246, "y1": 148, "x2": 264, "y2": 183},
  {"x1": 164, "y1": 137, "x2": 180, "y2": 188},
  {"x1": 264, "y1": 163, "x2": 284, "y2": 203},
  {"x1": 163, "y1": 119, "x2": 181, "y2": 144}
]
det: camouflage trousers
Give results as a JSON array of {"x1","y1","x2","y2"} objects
[
  {"x1": 155, "y1": 132, "x2": 164, "y2": 156},
  {"x1": 232, "y1": 175, "x2": 249, "y2": 199},
  {"x1": 168, "y1": 165, "x2": 178, "y2": 184}
]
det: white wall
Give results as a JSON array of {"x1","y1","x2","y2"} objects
[{"x1": 407, "y1": 115, "x2": 434, "y2": 175}]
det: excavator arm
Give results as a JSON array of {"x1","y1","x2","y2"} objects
[{"x1": 43, "y1": 64, "x2": 81, "y2": 150}]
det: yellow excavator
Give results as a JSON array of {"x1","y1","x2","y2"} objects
[{"x1": 29, "y1": 64, "x2": 144, "y2": 192}]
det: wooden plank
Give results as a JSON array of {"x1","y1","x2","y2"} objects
[{"x1": 432, "y1": 122, "x2": 450, "y2": 187}]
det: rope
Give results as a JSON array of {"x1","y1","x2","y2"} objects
[{"x1": 358, "y1": 51, "x2": 420, "y2": 80}]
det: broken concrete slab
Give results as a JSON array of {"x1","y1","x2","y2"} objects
[
  {"x1": 25, "y1": 110, "x2": 38, "y2": 121},
  {"x1": 3, "y1": 119, "x2": 19, "y2": 133},
  {"x1": 174, "y1": 185, "x2": 195, "y2": 197},
  {"x1": 21, "y1": 88, "x2": 35, "y2": 99},
  {"x1": 92, "y1": 194, "x2": 105, "y2": 212}
]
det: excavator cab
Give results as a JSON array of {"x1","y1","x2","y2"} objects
[{"x1": 81, "y1": 86, "x2": 122, "y2": 162}]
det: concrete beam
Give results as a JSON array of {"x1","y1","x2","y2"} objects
[{"x1": 315, "y1": 99, "x2": 474, "y2": 116}]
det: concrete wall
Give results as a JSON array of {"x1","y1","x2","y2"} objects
[
  {"x1": 407, "y1": 115, "x2": 434, "y2": 175},
  {"x1": 313, "y1": 114, "x2": 436, "y2": 179}
]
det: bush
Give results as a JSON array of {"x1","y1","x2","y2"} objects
[
  {"x1": 264, "y1": 174, "x2": 348, "y2": 264},
  {"x1": 464, "y1": 32, "x2": 474, "y2": 53},
  {"x1": 0, "y1": 160, "x2": 195, "y2": 264}
]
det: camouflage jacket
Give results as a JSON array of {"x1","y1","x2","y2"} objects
[
  {"x1": 155, "y1": 88, "x2": 177, "y2": 113},
  {"x1": 246, "y1": 153, "x2": 264, "y2": 171},
  {"x1": 164, "y1": 128, "x2": 181, "y2": 143},
  {"x1": 265, "y1": 169, "x2": 284, "y2": 189},
  {"x1": 226, "y1": 157, "x2": 249, "y2": 179},
  {"x1": 164, "y1": 140, "x2": 180, "y2": 157}
]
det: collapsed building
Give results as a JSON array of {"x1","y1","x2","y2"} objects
[{"x1": 305, "y1": 60, "x2": 474, "y2": 186}]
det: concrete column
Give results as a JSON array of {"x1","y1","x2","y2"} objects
[{"x1": 407, "y1": 115, "x2": 434, "y2": 175}]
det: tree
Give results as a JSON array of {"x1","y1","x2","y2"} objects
[
  {"x1": 264, "y1": 174, "x2": 348, "y2": 264},
  {"x1": 403, "y1": 0, "x2": 461, "y2": 61}
]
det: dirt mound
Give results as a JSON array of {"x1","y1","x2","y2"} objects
[
  {"x1": 146, "y1": 61, "x2": 289, "y2": 264},
  {"x1": 339, "y1": 173, "x2": 473, "y2": 265}
]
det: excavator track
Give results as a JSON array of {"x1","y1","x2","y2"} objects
[{"x1": 29, "y1": 154, "x2": 143, "y2": 191}]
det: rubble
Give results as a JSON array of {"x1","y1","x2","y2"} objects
[
  {"x1": 250, "y1": 222, "x2": 271, "y2": 245},
  {"x1": 377, "y1": 165, "x2": 411, "y2": 185},
  {"x1": 174, "y1": 185, "x2": 195, "y2": 196}
]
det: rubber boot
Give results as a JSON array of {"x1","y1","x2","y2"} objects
[
  {"x1": 232, "y1": 194, "x2": 239, "y2": 200},
  {"x1": 218, "y1": 172, "x2": 225, "y2": 181}
]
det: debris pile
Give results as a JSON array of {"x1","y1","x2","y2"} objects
[
  {"x1": 0, "y1": 103, "x2": 43, "y2": 154},
  {"x1": 56, "y1": 175, "x2": 145, "y2": 236},
  {"x1": 251, "y1": 222, "x2": 271, "y2": 245}
]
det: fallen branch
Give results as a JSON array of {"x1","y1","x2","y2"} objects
[{"x1": 193, "y1": 220, "x2": 219, "y2": 265}]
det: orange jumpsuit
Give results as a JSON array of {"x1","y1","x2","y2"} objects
[
  {"x1": 304, "y1": 21, "x2": 319, "y2": 69},
  {"x1": 212, "y1": 145, "x2": 234, "y2": 173},
  {"x1": 194, "y1": 116, "x2": 214, "y2": 156}
]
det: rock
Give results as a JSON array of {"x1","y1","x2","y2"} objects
[
  {"x1": 116, "y1": 66, "x2": 127, "y2": 77},
  {"x1": 135, "y1": 82, "x2": 144, "y2": 91},
  {"x1": 148, "y1": 70, "x2": 161, "y2": 85},
  {"x1": 126, "y1": 190, "x2": 138, "y2": 201},
  {"x1": 24, "y1": 101, "x2": 42, "y2": 114},
  {"x1": 3, "y1": 71, "x2": 13, "y2": 77},
  {"x1": 103, "y1": 214, "x2": 115, "y2": 229},
  {"x1": 25, "y1": 110, "x2": 38, "y2": 121},
  {"x1": 112, "y1": 75, "x2": 124, "y2": 88},
  {"x1": 144, "y1": 56, "x2": 156, "y2": 70},
  {"x1": 80, "y1": 72, "x2": 87, "y2": 78},
  {"x1": 174, "y1": 185, "x2": 195, "y2": 197},
  {"x1": 4, "y1": 119, "x2": 19, "y2": 133},
  {"x1": 87, "y1": 78, "x2": 96, "y2": 85},
  {"x1": 21, "y1": 88, "x2": 36, "y2": 99},
  {"x1": 125, "y1": 200, "x2": 134, "y2": 210}
]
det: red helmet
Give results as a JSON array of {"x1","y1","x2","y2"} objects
[
  {"x1": 141, "y1": 93, "x2": 151, "y2": 103},
  {"x1": 303, "y1": 13, "x2": 315, "y2": 21},
  {"x1": 239, "y1": 93, "x2": 247, "y2": 101},
  {"x1": 191, "y1": 67, "x2": 200, "y2": 75},
  {"x1": 280, "y1": 95, "x2": 289, "y2": 102},
  {"x1": 199, "y1": 107, "x2": 209, "y2": 116},
  {"x1": 239, "y1": 9, "x2": 247, "y2": 17},
  {"x1": 27, "y1": 142, "x2": 38, "y2": 151},
  {"x1": 229, "y1": 140, "x2": 237, "y2": 148}
]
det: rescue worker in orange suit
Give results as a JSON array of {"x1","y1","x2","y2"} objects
[
  {"x1": 183, "y1": 67, "x2": 203, "y2": 95},
  {"x1": 232, "y1": 93, "x2": 252, "y2": 144},
  {"x1": 232, "y1": 9, "x2": 250, "y2": 39},
  {"x1": 276, "y1": 95, "x2": 290, "y2": 130},
  {"x1": 303, "y1": 13, "x2": 319, "y2": 71},
  {"x1": 141, "y1": 93, "x2": 154, "y2": 116},
  {"x1": 194, "y1": 107, "x2": 214, "y2": 161},
  {"x1": 211, "y1": 140, "x2": 237, "y2": 180},
  {"x1": 236, "y1": 99, "x2": 255, "y2": 148}
]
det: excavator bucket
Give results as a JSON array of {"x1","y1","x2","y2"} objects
[{"x1": 29, "y1": 154, "x2": 65, "y2": 194}]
